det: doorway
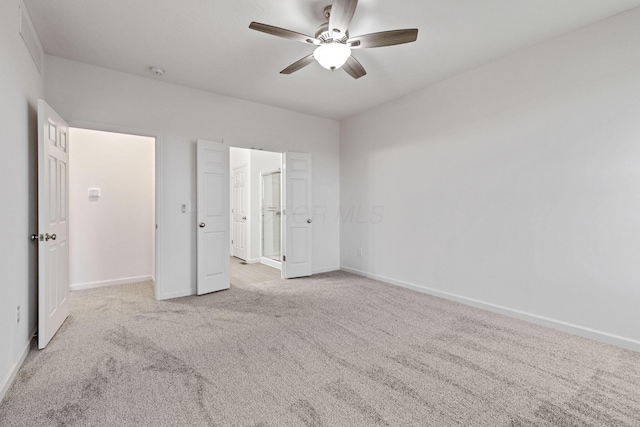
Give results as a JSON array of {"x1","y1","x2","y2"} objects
[
  {"x1": 68, "y1": 128, "x2": 156, "y2": 293},
  {"x1": 195, "y1": 140, "x2": 313, "y2": 295},
  {"x1": 229, "y1": 147, "x2": 282, "y2": 284}
]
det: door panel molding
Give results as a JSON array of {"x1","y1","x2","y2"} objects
[
  {"x1": 282, "y1": 152, "x2": 312, "y2": 279},
  {"x1": 197, "y1": 139, "x2": 230, "y2": 295},
  {"x1": 231, "y1": 164, "x2": 248, "y2": 261},
  {"x1": 38, "y1": 99, "x2": 70, "y2": 349}
]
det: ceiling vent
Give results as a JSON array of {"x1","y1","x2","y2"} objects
[{"x1": 19, "y1": 1, "x2": 43, "y2": 73}]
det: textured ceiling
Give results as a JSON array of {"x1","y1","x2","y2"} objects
[{"x1": 24, "y1": 0, "x2": 640, "y2": 120}]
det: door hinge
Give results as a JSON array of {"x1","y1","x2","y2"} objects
[
  {"x1": 231, "y1": 240, "x2": 234, "y2": 244},
  {"x1": 283, "y1": 255, "x2": 286, "y2": 262}
]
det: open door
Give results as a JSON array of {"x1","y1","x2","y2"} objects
[
  {"x1": 37, "y1": 100, "x2": 70, "y2": 349},
  {"x1": 196, "y1": 139, "x2": 230, "y2": 295},
  {"x1": 231, "y1": 165, "x2": 248, "y2": 260},
  {"x1": 282, "y1": 152, "x2": 312, "y2": 279}
]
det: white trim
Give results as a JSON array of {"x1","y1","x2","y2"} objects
[
  {"x1": 245, "y1": 258, "x2": 261, "y2": 264},
  {"x1": 67, "y1": 120, "x2": 163, "y2": 301},
  {"x1": 159, "y1": 288, "x2": 195, "y2": 300},
  {"x1": 19, "y1": 0, "x2": 43, "y2": 72},
  {"x1": 313, "y1": 266, "x2": 340, "y2": 275},
  {"x1": 341, "y1": 266, "x2": 640, "y2": 353},
  {"x1": 261, "y1": 257, "x2": 281, "y2": 270},
  {"x1": 0, "y1": 327, "x2": 36, "y2": 403},
  {"x1": 70, "y1": 275, "x2": 153, "y2": 291}
]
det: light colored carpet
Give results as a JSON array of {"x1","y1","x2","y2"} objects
[
  {"x1": 1, "y1": 272, "x2": 639, "y2": 426},
  {"x1": 230, "y1": 256, "x2": 281, "y2": 286}
]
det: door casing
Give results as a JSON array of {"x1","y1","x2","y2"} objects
[{"x1": 67, "y1": 120, "x2": 162, "y2": 299}]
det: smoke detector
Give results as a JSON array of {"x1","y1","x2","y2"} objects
[{"x1": 150, "y1": 67, "x2": 165, "y2": 76}]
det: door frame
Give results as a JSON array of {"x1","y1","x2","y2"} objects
[
  {"x1": 67, "y1": 120, "x2": 163, "y2": 300},
  {"x1": 229, "y1": 144, "x2": 284, "y2": 279}
]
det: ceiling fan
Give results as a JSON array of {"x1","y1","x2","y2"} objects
[{"x1": 249, "y1": 0, "x2": 418, "y2": 79}]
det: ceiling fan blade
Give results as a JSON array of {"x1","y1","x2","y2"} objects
[
  {"x1": 329, "y1": 0, "x2": 358, "y2": 38},
  {"x1": 349, "y1": 29, "x2": 418, "y2": 49},
  {"x1": 249, "y1": 22, "x2": 319, "y2": 45},
  {"x1": 343, "y1": 56, "x2": 366, "y2": 79},
  {"x1": 280, "y1": 54, "x2": 316, "y2": 75}
]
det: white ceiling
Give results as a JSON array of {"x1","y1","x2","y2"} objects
[{"x1": 24, "y1": 0, "x2": 640, "y2": 120}]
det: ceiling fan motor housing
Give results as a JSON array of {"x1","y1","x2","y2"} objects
[
  {"x1": 315, "y1": 22, "x2": 349, "y2": 43},
  {"x1": 317, "y1": 5, "x2": 349, "y2": 43}
]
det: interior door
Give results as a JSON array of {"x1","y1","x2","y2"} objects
[
  {"x1": 196, "y1": 139, "x2": 230, "y2": 295},
  {"x1": 282, "y1": 152, "x2": 312, "y2": 279},
  {"x1": 231, "y1": 165, "x2": 248, "y2": 260},
  {"x1": 38, "y1": 99, "x2": 70, "y2": 349}
]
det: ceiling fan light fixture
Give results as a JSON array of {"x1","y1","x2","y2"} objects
[
  {"x1": 249, "y1": 1, "x2": 418, "y2": 78},
  {"x1": 314, "y1": 42, "x2": 351, "y2": 70}
]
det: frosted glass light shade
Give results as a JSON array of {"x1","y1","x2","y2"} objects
[{"x1": 314, "y1": 43, "x2": 351, "y2": 70}]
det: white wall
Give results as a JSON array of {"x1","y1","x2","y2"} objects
[
  {"x1": 69, "y1": 128, "x2": 154, "y2": 288},
  {"x1": 0, "y1": 0, "x2": 43, "y2": 400},
  {"x1": 249, "y1": 150, "x2": 282, "y2": 262},
  {"x1": 340, "y1": 8, "x2": 640, "y2": 351},
  {"x1": 45, "y1": 56, "x2": 341, "y2": 299},
  {"x1": 230, "y1": 147, "x2": 250, "y2": 170}
]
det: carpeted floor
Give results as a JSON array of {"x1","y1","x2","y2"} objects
[
  {"x1": 230, "y1": 256, "x2": 281, "y2": 286},
  {"x1": 1, "y1": 272, "x2": 639, "y2": 426}
]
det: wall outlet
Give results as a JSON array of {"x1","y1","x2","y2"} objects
[
  {"x1": 357, "y1": 248, "x2": 363, "y2": 257},
  {"x1": 16, "y1": 305, "x2": 20, "y2": 323}
]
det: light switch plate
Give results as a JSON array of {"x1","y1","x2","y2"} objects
[{"x1": 88, "y1": 188, "x2": 101, "y2": 197}]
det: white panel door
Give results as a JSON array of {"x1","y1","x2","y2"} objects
[
  {"x1": 197, "y1": 139, "x2": 230, "y2": 295},
  {"x1": 282, "y1": 152, "x2": 312, "y2": 279},
  {"x1": 231, "y1": 165, "x2": 248, "y2": 260},
  {"x1": 38, "y1": 99, "x2": 70, "y2": 349}
]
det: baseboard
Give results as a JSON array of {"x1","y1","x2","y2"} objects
[
  {"x1": 0, "y1": 327, "x2": 36, "y2": 403},
  {"x1": 313, "y1": 266, "x2": 340, "y2": 275},
  {"x1": 340, "y1": 266, "x2": 640, "y2": 353},
  {"x1": 260, "y1": 257, "x2": 281, "y2": 270},
  {"x1": 245, "y1": 258, "x2": 261, "y2": 264},
  {"x1": 70, "y1": 275, "x2": 154, "y2": 291}
]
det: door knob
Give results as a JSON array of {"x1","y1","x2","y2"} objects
[
  {"x1": 307, "y1": 219, "x2": 312, "y2": 224},
  {"x1": 45, "y1": 233, "x2": 56, "y2": 241},
  {"x1": 199, "y1": 223, "x2": 206, "y2": 228},
  {"x1": 30, "y1": 234, "x2": 39, "y2": 241},
  {"x1": 242, "y1": 216, "x2": 247, "y2": 221}
]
